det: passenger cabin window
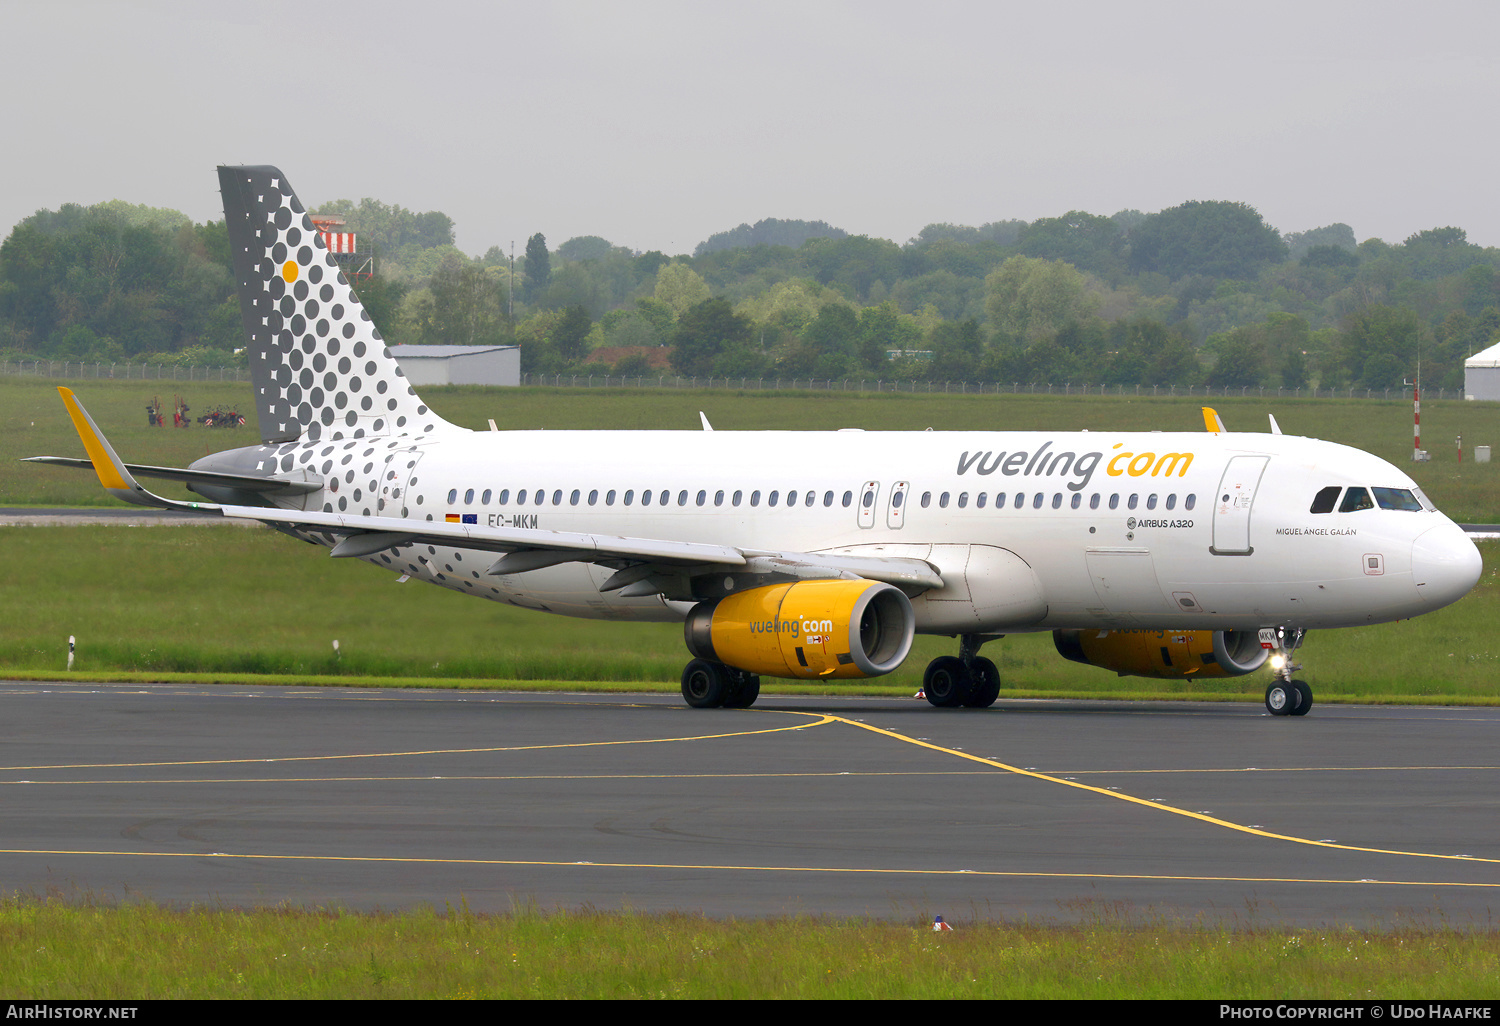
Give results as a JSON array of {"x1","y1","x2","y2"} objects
[
  {"x1": 1339, "y1": 487, "x2": 1374, "y2": 513},
  {"x1": 1310, "y1": 486, "x2": 1341, "y2": 514}
]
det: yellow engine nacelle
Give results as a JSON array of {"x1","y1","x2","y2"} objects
[
  {"x1": 684, "y1": 579, "x2": 915, "y2": 680},
  {"x1": 1053, "y1": 628, "x2": 1269, "y2": 679}
]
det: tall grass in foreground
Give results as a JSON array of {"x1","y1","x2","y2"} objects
[
  {"x1": 1, "y1": 897, "x2": 1495, "y2": 999},
  {"x1": 3, "y1": 526, "x2": 1499, "y2": 700}
]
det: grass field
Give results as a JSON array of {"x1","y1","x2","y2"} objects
[{"x1": 3, "y1": 897, "x2": 1497, "y2": 999}]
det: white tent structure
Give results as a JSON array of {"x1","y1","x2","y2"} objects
[{"x1": 1464, "y1": 340, "x2": 1500, "y2": 400}]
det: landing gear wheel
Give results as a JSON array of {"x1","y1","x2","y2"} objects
[
  {"x1": 1265, "y1": 681, "x2": 1293, "y2": 716},
  {"x1": 924, "y1": 656, "x2": 973, "y2": 708},
  {"x1": 962, "y1": 656, "x2": 1001, "y2": 708},
  {"x1": 722, "y1": 671, "x2": 761, "y2": 709},
  {"x1": 1289, "y1": 679, "x2": 1312, "y2": 717},
  {"x1": 681, "y1": 658, "x2": 731, "y2": 708}
]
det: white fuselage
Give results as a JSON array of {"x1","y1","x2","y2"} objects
[{"x1": 260, "y1": 425, "x2": 1481, "y2": 634}]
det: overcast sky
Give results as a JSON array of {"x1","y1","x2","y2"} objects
[{"x1": 3, "y1": 0, "x2": 1497, "y2": 256}]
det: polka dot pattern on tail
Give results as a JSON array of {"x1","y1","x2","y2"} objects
[{"x1": 219, "y1": 165, "x2": 446, "y2": 446}]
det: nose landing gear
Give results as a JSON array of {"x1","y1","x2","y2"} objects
[
  {"x1": 1264, "y1": 627, "x2": 1312, "y2": 717},
  {"x1": 923, "y1": 634, "x2": 1003, "y2": 709}
]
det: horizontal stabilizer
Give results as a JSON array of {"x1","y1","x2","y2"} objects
[
  {"x1": 22, "y1": 456, "x2": 321, "y2": 496},
  {"x1": 46, "y1": 387, "x2": 224, "y2": 513}
]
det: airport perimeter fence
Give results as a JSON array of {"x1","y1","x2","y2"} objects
[
  {"x1": 2, "y1": 360, "x2": 249, "y2": 383},
  {"x1": 0, "y1": 359, "x2": 1462, "y2": 402},
  {"x1": 518, "y1": 373, "x2": 1455, "y2": 402}
]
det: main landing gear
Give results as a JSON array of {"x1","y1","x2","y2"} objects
[
  {"x1": 923, "y1": 634, "x2": 1002, "y2": 709},
  {"x1": 681, "y1": 658, "x2": 761, "y2": 709},
  {"x1": 1263, "y1": 627, "x2": 1312, "y2": 717}
]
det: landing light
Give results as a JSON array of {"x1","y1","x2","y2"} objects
[{"x1": 1269, "y1": 654, "x2": 1286, "y2": 670}]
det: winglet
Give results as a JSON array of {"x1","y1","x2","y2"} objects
[
  {"x1": 1201, "y1": 406, "x2": 1226, "y2": 434},
  {"x1": 699, "y1": 411, "x2": 714, "y2": 431},
  {"x1": 56, "y1": 387, "x2": 218, "y2": 512},
  {"x1": 1268, "y1": 414, "x2": 1282, "y2": 435}
]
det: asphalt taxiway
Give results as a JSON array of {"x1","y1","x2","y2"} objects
[{"x1": 1, "y1": 681, "x2": 1497, "y2": 928}]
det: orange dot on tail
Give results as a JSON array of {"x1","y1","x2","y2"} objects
[{"x1": 282, "y1": 261, "x2": 298, "y2": 283}]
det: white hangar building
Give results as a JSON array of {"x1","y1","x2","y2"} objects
[
  {"x1": 1464, "y1": 340, "x2": 1500, "y2": 401},
  {"x1": 389, "y1": 344, "x2": 520, "y2": 387}
]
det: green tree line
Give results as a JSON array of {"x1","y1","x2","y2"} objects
[{"x1": 4, "y1": 192, "x2": 1499, "y2": 392}]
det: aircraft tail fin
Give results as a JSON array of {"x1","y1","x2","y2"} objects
[{"x1": 218, "y1": 166, "x2": 451, "y2": 446}]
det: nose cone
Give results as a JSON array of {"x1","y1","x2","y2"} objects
[{"x1": 1412, "y1": 522, "x2": 1483, "y2": 610}]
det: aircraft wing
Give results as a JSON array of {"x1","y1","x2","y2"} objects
[
  {"x1": 212, "y1": 503, "x2": 944, "y2": 591},
  {"x1": 36, "y1": 386, "x2": 944, "y2": 594}
]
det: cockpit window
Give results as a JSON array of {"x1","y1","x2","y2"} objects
[
  {"x1": 1372, "y1": 487, "x2": 1423, "y2": 511},
  {"x1": 1338, "y1": 487, "x2": 1374, "y2": 513},
  {"x1": 1412, "y1": 487, "x2": 1437, "y2": 512},
  {"x1": 1309, "y1": 486, "x2": 1341, "y2": 514}
]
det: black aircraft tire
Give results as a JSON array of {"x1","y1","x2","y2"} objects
[
  {"x1": 723, "y1": 672, "x2": 761, "y2": 709},
  {"x1": 963, "y1": 657, "x2": 1001, "y2": 708},
  {"x1": 924, "y1": 656, "x2": 973, "y2": 708},
  {"x1": 682, "y1": 659, "x2": 731, "y2": 708},
  {"x1": 1290, "y1": 679, "x2": 1313, "y2": 716},
  {"x1": 1265, "y1": 681, "x2": 1293, "y2": 716}
]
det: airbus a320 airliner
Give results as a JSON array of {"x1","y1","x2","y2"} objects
[{"x1": 30, "y1": 166, "x2": 1484, "y2": 716}]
